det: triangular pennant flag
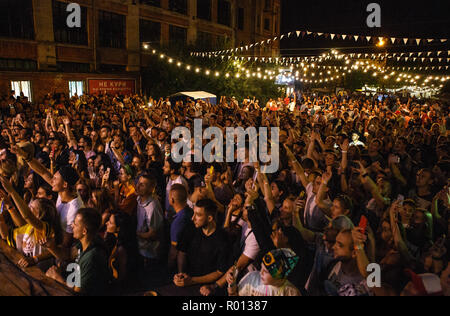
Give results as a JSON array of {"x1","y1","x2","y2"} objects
[
  {"x1": 416, "y1": 39, "x2": 421, "y2": 45},
  {"x1": 342, "y1": 35, "x2": 347, "y2": 40},
  {"x1": 317, "y1": 33, "x2": 323, "y2": 36},
  {"x1": 354, "y1": 35, "x2": 359, "y2": 41},
  {"x1": 422, "y1": 58, "x2": 425, "y2": 62},
  {"x1": 441, "y1": 39, "x2": 447, "y2": 42},
  {"x1": 437, "y1": 51, "x2": 441, "y2": 56},
  {"x1": 439, "y1": 58, "x2": 442, "y2": 62},
  {"x1": 428, "y1": 52, "x2": 432, "y2": 56},
  {"x1": 357, "y1": 53, "x2": 361, "y2": 58},
  {"x1": 366, "y1": 36, "x2": 371, "y2": 42},
  {"x1": 439, "y1": 66, "x2": 442, "y2": 70},
  {"x1": 330, "y1": 34, "x2": 335, "y2": 40},
  {"x1": 427, "y1": 39, "x2": 433, "y2": 42},
  {"x1": 296, "y1": 31, "x2": 301, "y2": 37},
  {"x1": 397, "y1": 57, "x2": 401, "y2": 61},
  {"x1": 391, "y1": 38, "x2": 396, "y2": 44},
  {"x1": 307, "y1": 31, "x2": 312, "y2": 35},
  {"x1": 413, "y1": 58, "x2": 417, "y2": 61},
  {"x1": 403, "y1": 38, "x2": 409, "y2": 45},
  {"x1": 409, "y1": 53, "x2": 414, "y2": 57},
  {"x1": 280, "y1": 35, "x2": 285, "y2": 40},
  {"x1": 418, "y1": 52, "x2": 422, "y2": 57},
  {"x1": 430, "y1": 58, "x2": 433, "y2": 62},
  {"x1": 405, "y1": 57, "x2": 408, "y2": 61}
]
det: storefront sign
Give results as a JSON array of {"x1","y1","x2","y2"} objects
[{"x1": 88, "y1": 79, "x2": 135, "y2": 95}]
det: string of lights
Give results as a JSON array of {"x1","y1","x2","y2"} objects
[{"x1": 141, "y1": 45, "x2": 275, "y2": 81}]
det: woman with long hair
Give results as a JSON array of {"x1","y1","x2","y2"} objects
[{"x1": 0, "y1": 176, "x2": 62, "y2": 269}]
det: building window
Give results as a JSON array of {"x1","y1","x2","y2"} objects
[
  {"x1": 169, "y1": 0, "x2": 187, "y2": 15},
  {"x1": 0, "y1": 59, "x2": 37, "y2": 71},
  {"x1": 264, "y1": 18, "x2": 270, "y2": 31},
  {"x1": 57, "y1": 62, "x2": 90, "y2": 73},
  {"x1": 139, "y1": 0, "x2": 161, "y2": 7},
  {"x1": 169, "y1": 25, "x2": 187, "y2": 48},
  {"x1": 140, "y1": 19, "x2": 161, "y2": 45},
  {"x1": 99, "y1": 64, "x2": 126, "y2": 73},
  {"x1": 197, "y1": 0, "x2": 211, "y2": 21},
  {"x1": 11, "y1": 81, "x2": 32, "y2": 102},
  {"x1": 237, "y1": 7, "x2": 244, "y2": 30},
  {"x1": 217, "y1": 0, "x2": 231, "y2": 26},
  {"x1": 0, "y1": 0, "x2": 34, "y2": 40},
  {"x1": 53, "y1": 0, "x2": 88, "y2": 45},
  {"x1": 98, "y1": 11, "x2": 126, "y2": 49},
  {"x1": 196, "y1": 32, "x2": 213, "y2": 50},
  {"x1": 69, "y1": 81, "x2": 84, "y2": 97}
]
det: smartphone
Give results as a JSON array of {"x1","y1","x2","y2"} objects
[
  {"x1": 396, "y1": 194, "x2": 405, "y2": 205},
  {"x1": 299, "y1": 191, "x2": 306, "y2": 200},
  {"x1": 359, "y1": 215, "x2": 368, "y2": 235},
  {"x1": 210, "y1": 166, "x2": 215, "y2": 175}
]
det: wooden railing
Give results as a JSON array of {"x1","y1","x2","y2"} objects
[{"x1": 0, "y1": 240, "x2": 74, "y2": 296}]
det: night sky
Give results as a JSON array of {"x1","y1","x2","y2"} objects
[{"x1": 280, "y1": 0, "x2": 450, "y2": 57}]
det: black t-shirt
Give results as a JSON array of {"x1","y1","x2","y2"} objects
[{"x1": 177, "y1": 227, "x2": 231, "y2": 277}]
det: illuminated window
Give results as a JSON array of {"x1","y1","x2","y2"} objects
[
  {"x1": 68, "y1": 81, "x2": 84, "y2": 97},
  {"x1": 11, "y1": 81, "x2": 32, "y2": 102}
]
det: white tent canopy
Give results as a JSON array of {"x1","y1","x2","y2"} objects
[{"x1": 170, "y1": 91, "x2": 216, "y2": 99}]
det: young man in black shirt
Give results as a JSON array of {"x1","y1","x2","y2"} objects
[{"x1": 172, "y1": 199, "x2": 230, "y2": 294}]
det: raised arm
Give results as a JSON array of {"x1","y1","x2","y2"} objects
[
  {"x1": 315, "y1": 170, "x2": 332, "y2": 216},
  {"x1": 63, "y1": 117, "x2": 78, "y2": 149},
  {"x1": 293, "y1": 198, "x2": 315, "y2": 243},
  {"x1": 284, "y1": 143, "x2": 310, "y2": 189},
  {"x1": 0, "y1": 176, "x2": 45, "y2": 231},
  {"x1": 12, "y1": 145, "x2": 53, "y2": 185},
  {"x1": 357, "y1": 162, "x2": 390, "y2": 208}
]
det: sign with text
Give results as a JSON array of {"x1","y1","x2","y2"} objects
[{"x1": 88, "y1": 79, "x2": 136, "y2": 95}]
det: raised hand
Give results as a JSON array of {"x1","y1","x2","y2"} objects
[
  {"x1": 0, "y1": 175, "x2": 14, "y2": 194},
  {"x1": 341, "y1": 138, "x2": 349, "y2": 152},
  {"x1": 62, "y1": 116, "x2": 70, "y2": 126},
  {"x1": 352, "y1": 227, "x2": 368, "y2": 247}
]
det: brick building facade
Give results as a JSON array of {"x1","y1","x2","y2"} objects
[{"x1": 0, "y1": 0, "x2": 281, "y2": 102}]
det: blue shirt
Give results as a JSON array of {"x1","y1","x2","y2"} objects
[{"x1": 170, "y1": 207, "x2": 193, "y2": 244}]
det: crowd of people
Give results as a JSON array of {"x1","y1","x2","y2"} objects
[{"x1": 0, "y1": 89, "x2": 449, "y2": 296}]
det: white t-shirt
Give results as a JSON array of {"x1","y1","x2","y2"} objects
[
  {"x1": 238, "y1": 271, "x2": 301, "y2": 296},
  {"x1": 137, "y1": 196, "x2": 164, "y2": 259},
  {"x1": 241, "y1": 225, "x2": 260, "y2": 261},
  {"x1": 56, "y1": 195, "x2": 84, "y2": 234}
]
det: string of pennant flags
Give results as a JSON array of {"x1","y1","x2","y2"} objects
[
  {"x1": 219, "y1": 52, "x2": 450, "y2": 65},
  {"x1": 191, "y1": 29, "x2": 449, "y2": 57}
]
